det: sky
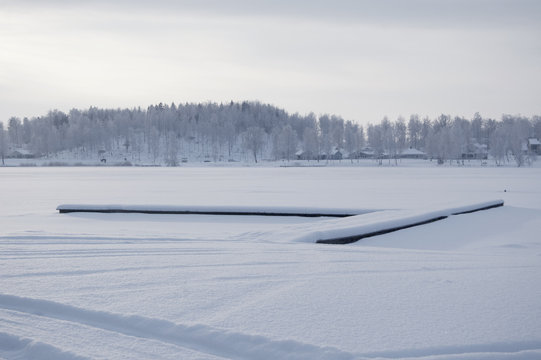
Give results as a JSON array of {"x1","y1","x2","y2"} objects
[{"x1": 1, "y1": 0, "x2": 540, "y2": 126}]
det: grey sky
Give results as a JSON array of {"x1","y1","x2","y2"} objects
[{"x1": 1, "y1": 0, "x2": 540, "y2": 125}]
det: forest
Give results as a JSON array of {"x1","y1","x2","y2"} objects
[{"x1": 1, "y1": 101, "x2": 540, "y2": 166}]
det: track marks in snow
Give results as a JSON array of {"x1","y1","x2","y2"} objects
[
  {"x1": 0, "y1": 294, "x2": 356, "y2": 360},
  {"x1": 2, "y1": 295, "x2": 539, "y2": 360}
]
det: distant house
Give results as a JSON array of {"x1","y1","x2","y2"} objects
[
  {"x1": 329, "y1": 148, "x2": 344, "y2": 160},
  {"x1": 98, "y1": 149, "x2": 107, "y2": 162},
  {"x1": 8, "y1": 148, "x2": 35, "y2": 159},
  {"x1": 527, "y1": 138, "x2": 541, "y2": 154},
  {"x1": 296, "y1": 150, "x2": 315, "y2": 160},
  {"x1": 398, "y1": 148, "x2": 427, "y2": 159},
  {"x1": 350, "y1": 147, "x2": 375, "y2": 159},
  {"x1": 462, "y1": 143, "x2": 488, "y2": 160}
]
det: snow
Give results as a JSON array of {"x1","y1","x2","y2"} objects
[
  {"x1": 0, "y1": 332, "x2": 90, "y2": 360},
  {"x1": 1, "y1": 166, "x2": 541, "y2": 359}
]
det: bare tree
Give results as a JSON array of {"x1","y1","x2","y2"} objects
[{"x1": 242, "y1": 126, "x2": 265, "y2": 163}]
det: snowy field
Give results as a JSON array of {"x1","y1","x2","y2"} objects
[{"x1": 1, "y1": 166, "x2": 540, "y2": 359}]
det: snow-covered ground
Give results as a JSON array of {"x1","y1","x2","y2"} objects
[{"x1": 1, "y1": 166, "x2": 540, "y2": 359}]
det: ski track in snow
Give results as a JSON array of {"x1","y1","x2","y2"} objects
[
  {"x1": 1, "y1": 294, "x2": 540, "y2": 360},
  {"x1": 0, "y1": 294, "x2": 355, "y2": 360}
]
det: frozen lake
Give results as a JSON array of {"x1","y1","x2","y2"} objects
[{"x1": 1, "y1": 166, "x2": 541, "y2": 359}]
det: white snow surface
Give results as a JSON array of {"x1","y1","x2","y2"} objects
[{"x1": 1, "y1": 166, "x2": 541, "y2": 360}]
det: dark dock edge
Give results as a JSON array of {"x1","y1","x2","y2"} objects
[
  {"x1": 451, "y1": 201, "x2": 504, "y2": 215},
  {"x1": 317, "y1": 200, "x2": 504, "y2": 245},
  {"x1": 316, "y1": 216, "x2": 448, "y2": 244},
  {"x1": 57, "y1": 208, "x2": 355, "y2": 218}
]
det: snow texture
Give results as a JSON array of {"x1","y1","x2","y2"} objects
[
  {"x1": 1, "y1": 166, "x2": 540, "y2": 360},
  {"x1": 0, "y1": 294, "x2": 355, "y2": 360}
]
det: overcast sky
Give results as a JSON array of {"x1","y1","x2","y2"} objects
[{"x1": 1, "y1": 0, "x2": 540, "y2": 125}]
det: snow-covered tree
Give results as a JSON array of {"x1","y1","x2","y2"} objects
[
  {"x1": 242, "y1": 126, "x2": 265, "y2": 163},
  {"x1": 367, "y1": 123, "x2": 384, "y2": 164},
  {"x1": 8, "y1": 117, "x2": 22, "y2": 147},
  {"x1": 164, "y1": 131, "x2": 179, "y2": 166},
  {"x1": 394, "y1": 117, "x2": 407, "y2": 155},
  {"x1": 471, "y1": 112, "x2": 483, "y2": 143},
  {"x1": 4, "y1": 101, "x2": 539, "y2": 166},
  {"x1": 532, "y1": 116, "x2": 541, "y2": 141},
  {"x1": 272, "y1": 125, "x2": 297, "y2": 161},
  {"x1": 330, "y1": 115, "x2": 344, "y2": 151},
  {"x1": 508, "y1": 116, "x2": 532, "y2": 167},
  {"x1": 0, "y1": 122, "x2": 7, "y2": 165},
  {"x1": 380, "y1": 117, "x2": 396, "y2": 164},
  {"x1": 318, "y1": 115, "x2": 332, "y2": 160},
  {"x1": 489, "y1": 124, "x2": 507, "y2": 165},
  {"x1": 302, "y1": 127, "x2": 319, "y2": 161},
  {"x1": 407, "y1": 114, "x2": 422, "y2": 149},
  {"x1": 344, "y1": 121, "x2": 358, "y2": 157}
]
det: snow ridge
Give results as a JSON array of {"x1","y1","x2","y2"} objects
[
  {"x1": 2, "y1": 293, "x2": 539, "y2": 360},
  {"x1": 0, "y1": 294, "x2": 356, "y2": 360}
]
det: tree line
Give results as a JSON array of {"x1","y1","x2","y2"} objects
[{"x1": 1, "y1": 101, "x2": 540, "y2": 166}]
